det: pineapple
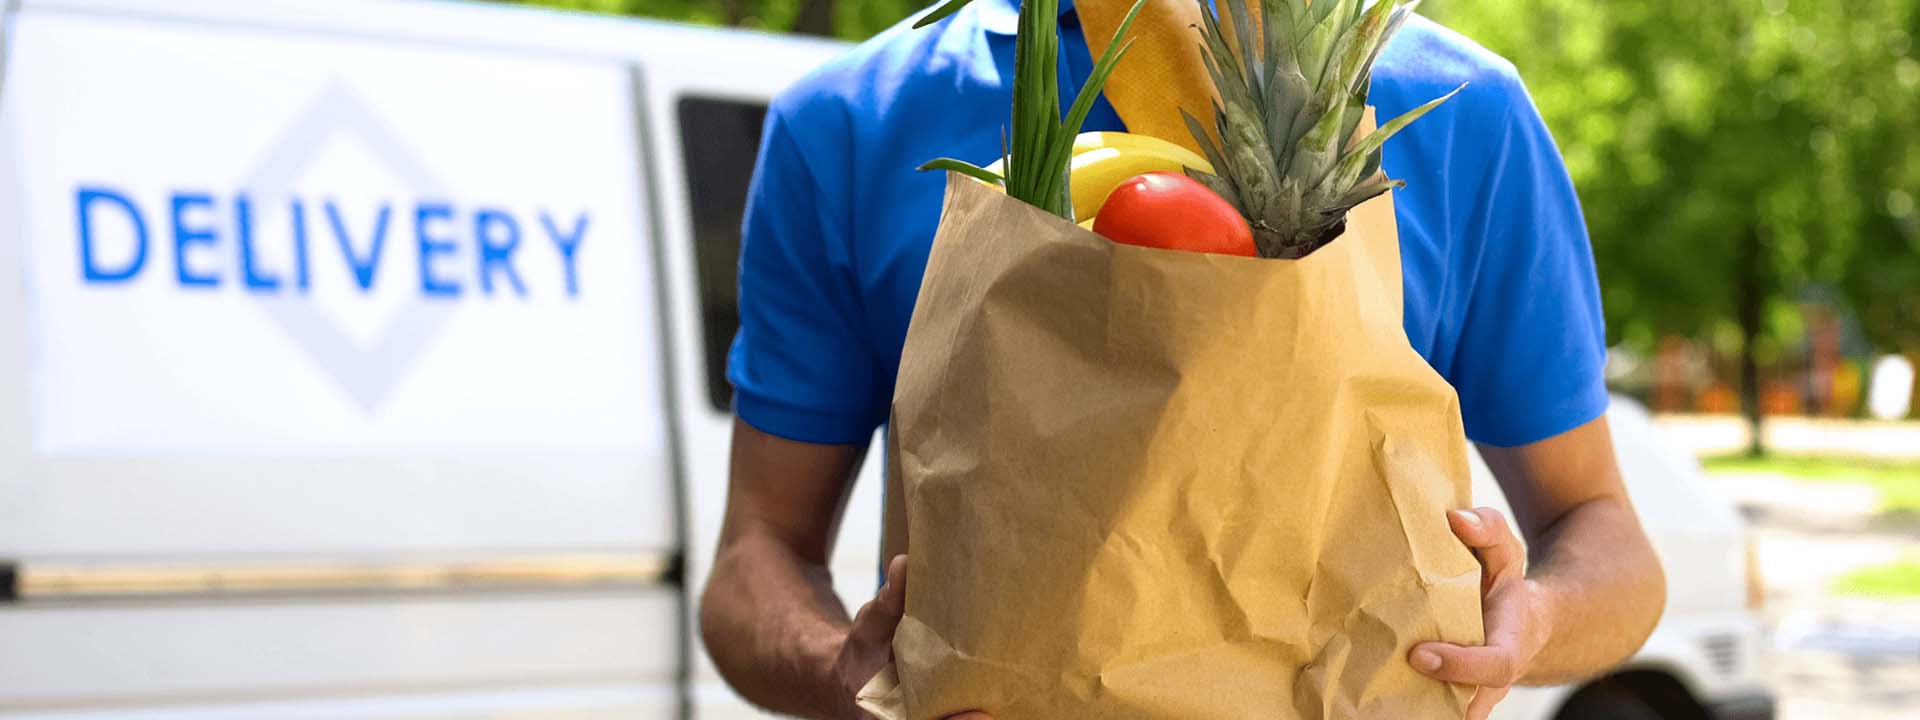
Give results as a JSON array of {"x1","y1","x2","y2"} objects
[{"x1": 1184, "y1": 0, "x2": 1462, "y2": 259}]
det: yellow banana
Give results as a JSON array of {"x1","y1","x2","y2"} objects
[
  {"x1": 986, "y1": 132, "x2": 1209, "y2": 179},
  {"x1": 1072, "y1": 131, "x2": 1210, "y2": 170},
  {"x1": 978, "y1": 132, "x2": 1214, "y2": 222},
  {"x1": 1067, "y1": 146, "x2": 1212, "y2": 222}
]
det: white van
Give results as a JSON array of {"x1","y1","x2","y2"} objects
[{"x1": 0, "y1": 1, "x2": 1771, "y2": 718}]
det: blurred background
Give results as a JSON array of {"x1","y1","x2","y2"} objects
[{"x1": 0, "y1": 0, "x2": 1914, "y2": 718}]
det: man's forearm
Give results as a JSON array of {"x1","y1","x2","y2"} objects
[
  {"x1": 700, "y1": 526, "x2": 851, "y2": 718},
  {"x1": 1521, "y1": 495, "x2": 1666, "y2": 685}
]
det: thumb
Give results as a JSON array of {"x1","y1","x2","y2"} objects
[
  {"x1": 879, "y1": 554, "x2": 908, "y2": 614},
  {"x1": 849, "y1": 555, "x2": 909, "y2": 645}
]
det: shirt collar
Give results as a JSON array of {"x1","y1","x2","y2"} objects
[{"x1": 979, "y1": 0, "x2": 1077, "y2": 36}]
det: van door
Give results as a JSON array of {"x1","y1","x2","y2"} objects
[
  {"x1": 633, "y1": 34, "x2": 882, "y2": 718},
  {"x1": 0, "y1": 0, "x2": 681, "y2": 716}
]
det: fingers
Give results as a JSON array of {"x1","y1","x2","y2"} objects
[
  {"x1": 1418, "y1": 512, "x2": 1527, "y2": 720},
  {"x1": 847, "y1": 555, "x2": 910, "y2": 651},
  {"x1": 1408, "y1": 641, "x2": 1522, "y2": 688},
  {"x1": 1448, "y1": 508, "x2": 1524, "y2": 580},
  {"x1": 1465, "y1": 684, "x2": 1509, "y2": 720},
  {"x1": 859, "y1": 560, "x2": 992, "y2": 720}
]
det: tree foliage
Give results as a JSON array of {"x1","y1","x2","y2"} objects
[{"x1": 1424, "y1": 0, "x2": 1920, "y2": 363}]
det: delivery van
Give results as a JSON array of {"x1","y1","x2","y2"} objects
[{"x1": 0, "y1": 0, "x2": 1770, "y2": 718}]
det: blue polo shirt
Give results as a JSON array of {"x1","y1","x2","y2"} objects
[{"x1": 728, "y1": 0, "x2": 1608, "y2": 448}]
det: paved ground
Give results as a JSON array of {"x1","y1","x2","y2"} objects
[
  {"x1": 1771, "y1": 598, "x2": 1920, "y2": 719},
  {"x1": 1708, "y1": 469, "x2": 1920, "y2": 719}
]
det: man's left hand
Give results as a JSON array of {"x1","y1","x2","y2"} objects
[{"x1": 1408, "y1": 507, "x2": 1555, "y2": 720}]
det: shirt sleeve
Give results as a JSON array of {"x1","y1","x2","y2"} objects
[
  {"x1": 1448, "y1": 71, "x2": 1610, "y2": 448},
  {"x1": 726, "y1": 101, "x2": 889, "y2": 445}
]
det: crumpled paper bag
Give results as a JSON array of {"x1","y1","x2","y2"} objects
[{"x1": 857, "y1": 173, "x2": 1483, "y2": 719}]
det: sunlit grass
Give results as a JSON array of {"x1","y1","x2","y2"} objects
[
  {"x1": 1833, "y1": 557, "x2": 1920, "y2": 597},
  {"x1": 1702, "y1": 455, "x2": 1920, "y2": 514}
]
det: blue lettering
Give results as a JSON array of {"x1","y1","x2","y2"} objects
[
  {"x1": 235, "y1": 195, "x2": 280, "y2": 293},
  {"x1": 75, "y1": 186, "x2": 147, "y2": 283},
  {"x1": 77, "y1": 192, "x2": 583, "y2": 301},
  {"x1": 170, "y1": 192, "x2": 220, "y2": 288},
  {"x1": 474, "y1": 208, "x2": 525, "y2": 297},
  {"x1": 290, "y1": 199, "x2": 311, "y2": 292},
  {"x1": 415, "y1": 203, "x2": 460, "y2": 298},
  {"x1": 540, "y1": 211, "x2": 588, "y2": 298},
  {"x1": 325, "y1": 199, "x2": 389, "y2": 292}
]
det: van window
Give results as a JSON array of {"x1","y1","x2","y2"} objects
[{"x1": 677, "y1": 97, "x2": 769, "y2": 413}]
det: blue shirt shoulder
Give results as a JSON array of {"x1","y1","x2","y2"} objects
[
  {"x1": 1371, "y1": 17, "x2": 1610, "y2": 446},
  {"x1": 730, "y1": 4, "x2": 1608, "y2": 448},
  {"x1": 727, "y1": 2, "x2": 1032, "y2": 444}
]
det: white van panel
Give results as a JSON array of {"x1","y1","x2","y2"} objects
[
  {"x1": 0, "y1": 592, "x2": 676, "y2": 713},
  {"x1": 0, "y1": 2, "x2": 674, "y2": 557},
  {"x1": 2, "y1": 684, "x2": 672, "y2": 720},
  {"x1": 0, "y1": 0, "x2": 687, "y2": 715}
]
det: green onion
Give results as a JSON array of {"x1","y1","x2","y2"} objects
[{"x1": 916, "y1": 0, "x2": 1149, "y2": 220}]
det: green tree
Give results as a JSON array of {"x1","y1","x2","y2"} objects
[
  {"x1": 1832, "y1": 6, "x2": 1920, "y2": 419},
  {"x1": 1427, "y1": 0, "x2": 1920, "y2": 441},
  {"x1": 492, "y1": 0, "x2": 920, "y2": 39}
]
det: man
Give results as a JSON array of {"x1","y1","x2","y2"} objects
[{"x1": 699, "y1": 0, "x2": 1666, "y2": 718}]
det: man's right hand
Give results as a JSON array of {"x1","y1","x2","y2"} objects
[
  {"x1": 829, "y1": 555, "x2": 990, "y2": 720},
  {"x1": 700, "y1": 420, "x2": 988, "y2": 720},
  {"x1": 828, "y1": 554, "x2": 908, "y2": 719}
]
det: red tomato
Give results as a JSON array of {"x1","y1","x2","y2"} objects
[{"x1": 1092, "y1": 172, "x2": 1256, "y2": 257}]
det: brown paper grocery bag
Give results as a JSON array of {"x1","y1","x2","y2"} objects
[{"x1": 856, "y1": 175, "x2": 1483, "y2": 719}]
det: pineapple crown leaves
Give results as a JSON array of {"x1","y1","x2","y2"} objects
[
  {"x1": 1183, "y1": 0, "x2": 1465, "y2": 258},
  {"x1": 916, "y1": 0, "x2": 1150, "y2": 220}
]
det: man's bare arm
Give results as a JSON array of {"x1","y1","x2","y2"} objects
[
  {"x1": 699, "y1": 418, "x2": 874, "y2": 719},
  {"x1": 1482, "y1": 415, "x2": 1667, "y2": 685}
]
